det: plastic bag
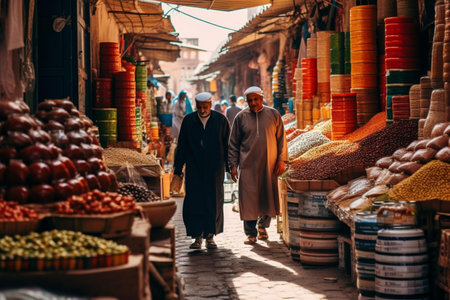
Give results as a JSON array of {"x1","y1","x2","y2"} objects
[
  {"x1": 375, "y1": 169, "x2": 393, "y2": 186},
  {"x1": 347, "y1": 177, "x2": 374, "y2": 199},
  {"x1": 436, "y1": 147, "x2": 450, "y2": 163},
  {"x1": 411, "y1": 148, "x2": 437, "y2": 163},
  {"x1": 327, "y1": 185, "x2": 349, "y2": 203},
  {"x1": 362, "y1": 185, "x2": 389, "y2": 199},
  {"x1": 392, "y1": 148, "x2": 408, "y2": 160},
  {"x1": 366, "y1": 166, "x2": 383, "y2": 180},
  {"x1": 426, "y1": 135, "x2": 448, "y2": 150},
  {"x1": 114, "y1": 162, "x2": 148, "y2": 188},
  {"x1": 375, "y1": 156, "x2": 393, "y2": 169},
  {"x1": 398, "y1": 161, "x2": 423, "y2": 175}
]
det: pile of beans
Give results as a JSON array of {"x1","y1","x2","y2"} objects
[
  {"x1": 103, "y1": 148, "x2": 159, "y2": 166},
  {"x1": 293, "y1": 141, "x2": 359, "y2": 163},
  {"x1": 341, "y1": 111, "x2": 386, "y2": 142},
  {"x1": 286, "y1": 129, "x2": 304, "y2": 143},
  {"x1": 290, "y1": 120, "x2": 417, "y2": 180},
  {"x1": 288, "y1": 130, "x2": 330, "y2": 160},
  {"x1": 118, "y1": 183, "x2": 159, "y2": 202},
  {"x1": 389, "y1": 160, "x2": 450, "y2": 201}
]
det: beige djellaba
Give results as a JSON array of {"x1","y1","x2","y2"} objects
[{"x1": 228, "y1": 106, "x2": 287, "y2": 220}]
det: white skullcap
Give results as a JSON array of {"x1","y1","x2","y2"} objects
[
  {"x1": 244, "y1": 86, "x2": 263, "y2": 97},
  {"x1": 195, "y1": 92, "x2": 212, "y2": 102}
]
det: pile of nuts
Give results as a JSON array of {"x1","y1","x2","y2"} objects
[
  {"x1": 0, "y1": 200, "x2": 39, "y2": 221},
  {"x1": 118, "y1": 183, "x2": 159, "y2": 202}
]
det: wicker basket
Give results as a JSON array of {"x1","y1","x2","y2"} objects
[{"x1": 51, "y1": 211, "x2": 135, "y2": 237}]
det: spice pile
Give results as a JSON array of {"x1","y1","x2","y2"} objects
[
  {"x1": 389, "y1": 160, "x2": 450, "y2": 201},
  {"x1": 282, "y1": 113, "x2": 296, "y2": 125},
  {"x1": 313, "y1": 119, "x2": 332, "y2": 139},
  {"x1": 0, "y1": 230, "x2": 129, "y2": 271},
  {"x1": 103, "y1": 148, "x2": 159, "y2": 166},
  {"x1": 290, "y1": 120, "x2": 417, "y2": 180},
  {"x1": 118, "y1": 183, "x2": 159, "y2": 202},
  {"x1": 288, "y1": 130, "x2": 330, "y2": 160},
  {"x1": 341, "y1": 111, "x2": 386, "y2": 142},
  {"x1": 56, "y1": 190, "x2": 137, "y2": 214},
  {"x1": 0, "y1": 201, "x2": 39, "y2": 221},
  {"x1": 286, "y1": 129, "x2": 305, "y2": 143}
]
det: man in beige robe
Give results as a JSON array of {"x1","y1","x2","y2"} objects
[{"x1": 228, "y1": 86, "x2": 287, "y2": 244}]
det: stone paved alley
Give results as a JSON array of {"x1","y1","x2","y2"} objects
[{"x1": 173, "y1": 198, "x2": 358, "y2": 300}]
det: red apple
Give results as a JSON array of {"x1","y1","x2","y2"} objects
[
  {"x1": 87, "y1": 157, "x2": 104, "y2": 173},
  {"x1": 67, "y1": 131, "x2": 84, "y2": 145},
  {"x1": 50, "y1": 131, "x2": 69, "y2": 148},
  {"x1": 0, "y1": 148, "x2": 17, "y2": 163},
  {"x1": 51, "y1": 160, "x2": 70, "y2": 180},
  {"x1": 97, "y1": 171, "x2": 111, "y2": 192},
  {"x1": 61, "y1": 100, "x2": 75, "y2": 112},
  {"x1": 5, "y1": 131, "x2": 33, "y2": 148},
  {"x1": 80, "y1": 143, "x2": 94, "y2": 158},
  {"x1": 91, "y1": 134, "x2": 100, "y2": 146},
  {"x1": 85, "y1": 174, "x2": 101, "y2": 190},
  {"x1": 6, "y1": 160, "x2": 29, "y2": 185},
  {"x1": 59, "y1": 156, "x2": 77, "y2": 178},
  {"x1": 44, "y1": 120, "x2": 65, "y2": 131},
  {"x1": 29, "y1": 129, "x2": 51, "y2": 144},
  {"x1": 68, "y1": 178, "x2": 84, "y2": 195},
  {"x1": 30, "y1": 184, "x2": 55, "y2": 203},
  {"x1": 6, "y1": 186, "x2": 29, "y2": 203},
  {"x1": 0, "y1": 163, "x2": 5, "y2": 184},
  {"x1": 5, "y1": 115, "x2": 35, "y2": 132},
  {"x1": 78, "y1": 177, "x2": 90, "y2": 193},
  {"x1": 63, "y1": 144, "x2": 85, "y2": 159},
  {"x1": 34, "y1": 109, "x2": 47, "y2": 121},
  {"x1": 20, "y1": 144, "x2": 51, "y2": 164},
  {"x1": 54, "y1": 181, "x2": 74, "y2": 200},
  {"x1": 74, "y1": 159, "x2": 90, "y2": 175},
  {"x1": 47, "y1": 108, "x2": 70, "y2": 123},
  {"x1": 37, "y1": 100, "x2": 57, "y2": 111},
  {"x1": 107, "y1": 171, "x2": 118, "y2": 192},
  {"x1": 70, "y1": 108, "x2": 80, "y2": 117},
  {"x1": 90, "y1": 144, "x2": 103, "y2": 158},
  {"x1": 64, "y1": 118, "x2": 83, "y2": 131},
  {"x1": 48, "y1": 144, "x2": 62, "y2": 160},
  {"x1": 0, "y1": 101, "x2": 22, "y2": 121},
  {"x1": 28, "y1": 162, "x2": 52, "y2": 184}
]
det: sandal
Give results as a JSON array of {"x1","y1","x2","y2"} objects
[
  {"x1": 244, "y1": 236, "x2": 257, "y2": 245},
  {"x1": 258, "y1": 227, "x2": 268, "y2": 240},
  {"x1": 189, "y1": 237, "x2": 203, "y2": 249},
  {"x1": 205, "y1": 234, "x2": 217, "y2": 249}
]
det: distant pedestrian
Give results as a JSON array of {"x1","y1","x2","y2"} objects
[
  {"x1": 221, "y1": 100, "x2": 229, "y2": 114},
  {"x1": 171, "y1": 90, "x2": 193, "y2": 140},
  {"x1": 172, "y1": 92, "x2": 231, "y2": 249},
  {"x1": 236, "y1": 96, "x2": 246, "y2": 109},
  {"x1": 225, "y1": 95, "x2": 242, "y2": 126},
  {"x1": 228, "y1": 86, "x2": 287, "y2": 245}
]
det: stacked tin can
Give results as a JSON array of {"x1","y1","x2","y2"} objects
[
  {"x1": 355, "y1": 211, "x2": 379, "y2": 300},
  {"x1": 330, "y1": 32, "x2": 351, "y2": 97},
  {"x1": 301, "y1": 58, "x2": 317, "y2": 127},
  {"x1": 384, "y1": 17, "x2": 422, "y2": 125},
  {"x1": 375, "y1": 202, "x2": 430, "y2": 300},
  {"x1": 331, "y1": 93, "x2": 357, "y2": 140},
  {"x1": 92, "y1": 108, "x2": 117, "y2": 148},
  {"x1": 114, "y1": 71, "x2": 137, "y2": 141},
  {"x1": 295, "y1": 191, "x2": 341, "y2": 266},
  {"x1": 317, "y1": 31, "x2": 332, "y2": 106},
  {"x1": 350, "y1": 5, "x2": 379, "y2": 127}
]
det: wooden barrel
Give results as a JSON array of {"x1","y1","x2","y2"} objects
[
  {"x1": 93, "y1": 78, "x2": 113, "y2": 108},
  {"x1": 351, "y1": 87, "x2": 380, "y2": 126},
  {"x1": 396, "y1": 0, "x2": 419, "y2": 19},
  {"x1": 100, "y1": 42, "x2": 121, "y2": 78},
  {"x1": 331, "y1": 93, "x2": 357, "y2": 139}
]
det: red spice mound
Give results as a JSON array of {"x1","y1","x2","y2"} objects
[{"x1": 341, "y1": 111, "x2": 386, "y2": 142}]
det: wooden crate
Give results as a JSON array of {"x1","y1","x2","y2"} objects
[{"x1": 285, "y1": 179, "x2": 340, "y2": 192}]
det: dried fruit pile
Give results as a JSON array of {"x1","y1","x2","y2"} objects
[
  {"x1": 56, "y1": 190, "x2": 137, "y2": 214},
  {"x1": 0, "y1": 230, "x2": 129, "y2": 271},
  {"x1": 0, "y1": 200, "x2": 39, "y2": 221}
]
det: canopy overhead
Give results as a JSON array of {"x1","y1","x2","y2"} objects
[
  {"x1": 104, "y1": 0, "x2": 181, "y2": 61},
  {"x1": 160, "y1": 0, "x2": 270, "y2": 11}
]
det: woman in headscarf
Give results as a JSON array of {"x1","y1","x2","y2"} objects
[{"x1": 171, "y1": 90, "x2": 193, "y2": 139}]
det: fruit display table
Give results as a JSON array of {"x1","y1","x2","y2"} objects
[{"x1": 0, "y1": 255, "x2": 144, "y2": 300}]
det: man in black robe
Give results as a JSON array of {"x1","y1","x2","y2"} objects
[{"x1": 172, "y1": 92, "x2": 230, "y2": 249}]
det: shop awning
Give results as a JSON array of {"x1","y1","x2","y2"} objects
[
  {"x1": 104, "y1": 0, "x2": 181, "y2": 61},
  {"x1": 159, "y1": 0, "x2": 270, "y2": 11}
]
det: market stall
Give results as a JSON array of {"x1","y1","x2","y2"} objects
[{"x1": 278, "y1": 2, "x2": 450, "y2": 299}]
